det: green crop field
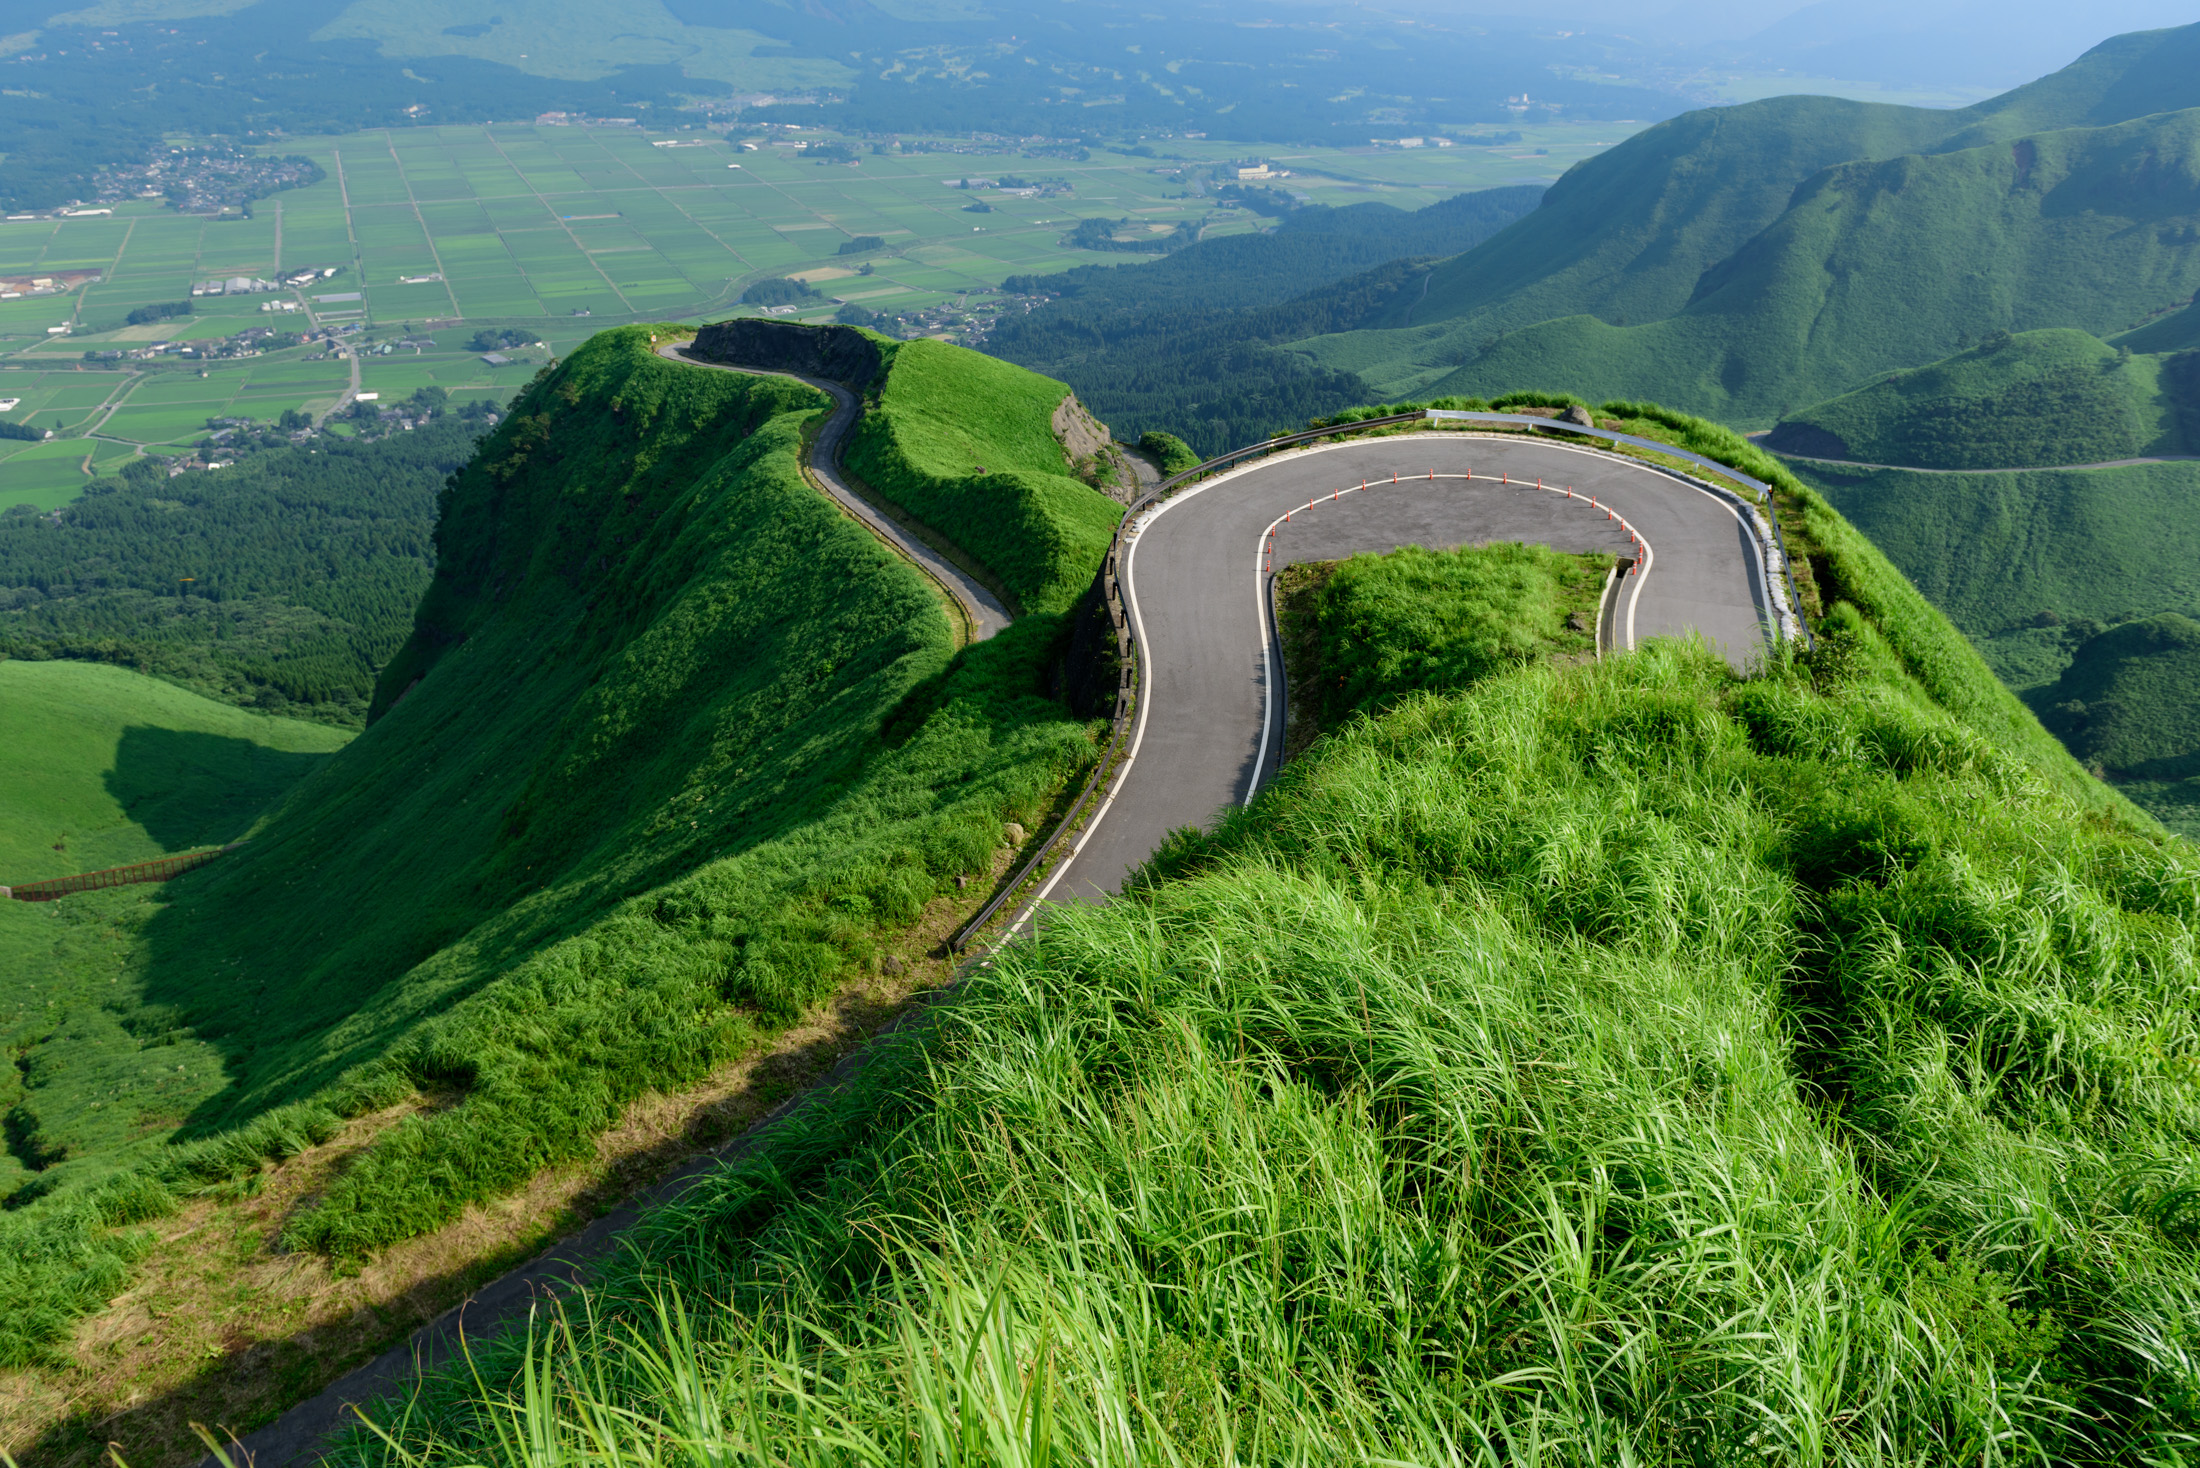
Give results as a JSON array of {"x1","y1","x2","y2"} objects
[
  {"x1": 0, "y1": 120, "x2": 1619, "y2": 501},
  {"x1": 0, "y1": 124, "x2": 1610, "y2": 353}
]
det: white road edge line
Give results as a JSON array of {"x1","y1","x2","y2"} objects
[
  {"x1": 1251, "y1": 471, "x2": 1657, "y2": 800},
  {"x1": 1004, "y1": 428, "x2": 1759, "y2": 933}
]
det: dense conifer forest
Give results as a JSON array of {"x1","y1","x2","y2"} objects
[{"x1": 0, "y1": 422, "x2": 478, "y2": 724}]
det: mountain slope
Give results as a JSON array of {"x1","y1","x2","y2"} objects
[
  {"x1": 349, "y1": 451, "x2": 2200, "y2": 1466},
  {"x1": 0, "y1": 325, "x2": 1115, "y2": 1417},
  {"x1": 983, "y1": 187, "x2": 1544, "y2": 455},
  {"x1": 2035, "y1": 612, "x2": 2200, "y2": 781},
  {"x1": 1765, "y1": 328, "x2": 2187, "y2": 468},
  {"x1": 1282, "y1": 23, "x2": 2200, "y2": 419}
]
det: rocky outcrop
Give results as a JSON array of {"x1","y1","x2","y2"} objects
[
  {"x1": 687, "y1": 319, "x2": 886, "y2": 390},
  {"x1": 1052, "y1": 394, "x2": 1139, "y2": 504}
]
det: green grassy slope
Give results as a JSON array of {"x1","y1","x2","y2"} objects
[
  {"x1": 844, "y1": 339, "x2": 1122, "y2": 615},
  {"x1": 0, "y1": 661, "x2": 347, "y2": 1216},
  {"x1": 2031, "y1": 615, "x2": 2200, "y2": 840},
  {"x1": 0, "y1": 660, "x2": 348, "y2": 882},
  {"x1": 349, "y1": 528, "x2": 2200, "y2": 1464},
  {"x1": 2034, "y1": 613, "x2": 2200, "y2": 777},
  {"x1": 1767, "y1": 329, "x2": 2182, "y2": 468},
  {"x1": 0, "y1": 325, "x2": 1106, "y2": 1364},
  {"x1": 1793, "y1": 458, "x2": 2200, "y2": 688},
  {"x1": 1397, "y1": 107, "x2": 2200, "y2": 423},
  {"x1": 2119, "y1": 298, "x2": 2200, "y2": 352},
  {"x1": 1280, "y1": 23, "x2": 2200, "y2": 420}
]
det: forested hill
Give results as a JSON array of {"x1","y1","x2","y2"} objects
[
  {"x1": 0, "y1": 421, "x2": 476, "y2": 724},
  {"x1": 985, "y1": 186, "x2": 1541, "y2": 454}
]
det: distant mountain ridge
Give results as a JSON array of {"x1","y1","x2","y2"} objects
[{"x1": 1282, "y1": 22, "x2": 2200, "y2": 424}]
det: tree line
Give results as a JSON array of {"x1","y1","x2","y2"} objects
[{"x1": 0, "y1": 420, "x2": 484, "y2": 723}]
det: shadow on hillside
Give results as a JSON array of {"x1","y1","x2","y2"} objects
[
  {"x1": 11, "y1": 969, "x2": 927, "y2": 1468},
  {"x1": 104, "y1": 724, "x2": 334, "y2": 853}
]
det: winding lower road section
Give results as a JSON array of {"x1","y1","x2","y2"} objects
[
  {"x1": 657, "y1": 342, "x2": 1010, "y2": 642},
  {"x1": 1032, "y1": 431, "x2": 1778, "y2": 906}
]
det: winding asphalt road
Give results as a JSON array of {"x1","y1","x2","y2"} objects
[
  {"x1": 1030, "y1": 432, "x2": 1776, "y2": 906},
  {"x1": 655, "y1": 342, "x2": 1010, "y2": 641}
]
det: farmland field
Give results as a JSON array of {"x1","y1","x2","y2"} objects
[{"x1": 0, "y1": 120, "x2": 1616, "y2": 500}]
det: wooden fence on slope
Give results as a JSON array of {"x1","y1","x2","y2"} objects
[{"x1": 3, "y1": 843, "x2": 241, "y2": 901}]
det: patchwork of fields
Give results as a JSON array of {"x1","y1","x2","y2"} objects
[{"x1": 0, "y1": 120, "x2": 1617, "y2": 500}]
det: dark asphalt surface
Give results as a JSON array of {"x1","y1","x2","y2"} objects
[
  {"x1": 1036, "y1": 433, "x2": 1773, "y2": 905},
  {"x1": 657, "y1": 342, "x2": 1011, "y2": 641}
]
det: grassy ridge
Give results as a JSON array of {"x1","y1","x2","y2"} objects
[
  {"x1": 0, "y1": 326, "x2": 1103, "y2": 1368},
  {"x1": 1280, "y1": 28, "x2": 2200, "y2": 425},
  {"x1": 344, "y1": 549, "x2": 2200, "y2": 1464},
  {"x1": 1768, "y1": 329, "x2": 2175, "y2": 469},
  {"x1": 845, "y1": 339, "x2": 1122, "y2": 616}
]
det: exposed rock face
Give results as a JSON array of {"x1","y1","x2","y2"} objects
[
  {"x1": 687, "y1": 319, "x2": 886, "y2": 389},
  {"x1": 1053, "y1": 394, "x2": 1139, "y2": 504},
  {"x1": 1563, "y1": 403, "x2": 1596, "y2": 428}
]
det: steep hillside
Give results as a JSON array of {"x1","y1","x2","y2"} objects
[
  {"x1": 1766, "y1": 329, "x2": 2185, "y2": 468},
  {"x1": 0, "y1": 326, "x2": 1116, "y2": 1460},
  {"x1": 349, "y1": 487, "x2": 2199, "y2": 1465},
  {"x1": 1794, "y1": 457, "x2": 2200, "y2": 681},
  {"x1": 1275, "y1": 23, "x2": 2200, "y2": 421}
]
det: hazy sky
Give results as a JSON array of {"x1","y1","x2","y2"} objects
[{"x1": 1389, "y1": 0, "x2": 2195, "y2": 89}]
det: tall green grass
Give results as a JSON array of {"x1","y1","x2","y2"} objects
[
  {"x1": 845, "y1": 339, "x2": 1122, "y2": 614},
  {"x1": 339, "y1": 624, "x2": 2200, "y2": 1465},
  {"x1": 1319, "y1": 392, "x2": 2131, "y2": 818},
  {"x1": 0, "y1": 326, "x2": 1104, "y2": 1363},
  {"x1": 1308, "y1": 541, "x2": 1606, "y2": 723}
]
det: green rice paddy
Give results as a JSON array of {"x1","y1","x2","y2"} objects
[{"x1": 0, "y1": 121, "x2": 1614, "y2": 498}]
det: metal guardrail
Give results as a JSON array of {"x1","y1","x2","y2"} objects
[
  {"x1": 4, "y1": 842, "x2": 241, "y2": 901},
  {"x1": 1425, "y1": 411, "x2": 1812, "y2": 648},
  {"x1": 946, "y1": 406, "x2": 1814, "y2": 953}
]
